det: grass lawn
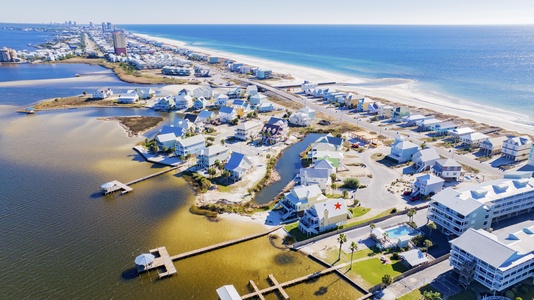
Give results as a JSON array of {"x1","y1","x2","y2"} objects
[
  {"x1": 350, "y1": 257, "x2": 408, "y2": 288},
  {"x1": 344, "y1": 209, "x2": 392, "y2": 229},
  {"x1": 351, "y1": 206, "x2": 371, "y2": 218},
  {"x1": 448, "y1": 289, "x2": 476, "y2": 300},
  {"x1": 397, "y1": 284, "x2": 442, "y2": 300},
  {"x1": 217, "y1": 185, "x2": 231, "y2": 193}
]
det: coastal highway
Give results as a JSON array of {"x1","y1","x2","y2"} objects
[{"x1": 231, "y1": 75, "x2": 505, "y2": 179}]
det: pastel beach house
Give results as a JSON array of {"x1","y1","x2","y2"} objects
[
  {"x1": 410, "y1": 174, "x2": 444, "y2": 198},
  {"x1": 118, "y1": 90, "x2": 139, "y2": 104},
  {"x1": 431, "y1": 159, "x2": 464, "y2": 181},
  {"x1": 219, "y1": 106, "x2": 237, "y2": 123},
  {"x1": 93, "y1": 87, "x2": 113, "y2": 99},
  {"x1": 153, "y1": 95, "x2": 175, "y2": 111},
  {"x1": 298, "y1": 199, "x2": 350, "y2": 236},
  {"x1": 197, "y1": 145, "x2": 229, "y2": 170},
  {"x1": 224, "y1": 152, "x2": 253, "y2": 181},
  {"x1": 502, "y1": 136, "x2": 532, "y2": 162},
  {"x1": 175, "y1": 135, "x2": 206, "y2": 157},
  {"x1": 388, "y1": 134, "x2": 419, "y2": 163},
  {"x1": 412, "y1": 148, "x2": 440, "y2": 173},
  {"x1": 299, "y1": 167, "x2": 331, "y2": 192},
  {"x1": 234, "y1": 121, "x2": 262, "y2": 141},
  {"x1": 480, "y1": 136, "x2": 508, "y2": 157},
  {"x1": 275, "y1": 185, "x2": 328, "y2": 223},
  {"x1": 137, "y1": 87, "x2": 155, "y2": 99},
  {"x1": 175, "y1": 89, "x2": 193, "y2": 110},
  {"x1": 215, "y1": 94, "x2": 229, "y2": 107},
  {"x1": 249, "y1": 93, "x2": 267, "y2": 106}
]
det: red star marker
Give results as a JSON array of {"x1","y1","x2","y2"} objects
[{"x1": 334, "y1": 202, "x2": 342, "y2": 210}]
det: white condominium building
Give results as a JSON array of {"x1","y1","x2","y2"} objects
[
  {"x1": 450, "y1": 226, "x2": 534, "y2": 292},
  {"x1": 427, "y1": 172, "x2": 534, "y2": 237}
]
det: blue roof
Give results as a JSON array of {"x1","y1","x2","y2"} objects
[
  {"x1": 225, "y1": 152, "x2": 245, "y2": 171},
  {"x1": 326, "y1": 136, "x2": 343, "y2": 146},
  {"x1": 232, "y1": 100, "x2": 245, "y2": 106},
  {"x1": 220, "y1": 106, "x2": 235, "y2": 114},
  {"x1": 199, "y1": 110, "x2": 212, "y2": 118},
  {"x1": 267, "y1": 117, "x2": 285, "y2": 125},
  {"x1": 160, "y1": 125, "x2": 183, "y2": 137}
]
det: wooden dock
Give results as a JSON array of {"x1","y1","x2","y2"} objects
[
  {"x1": 136, "y1": 226, "x2": 282, "y2": 279},
  {"x1": 139, "y1": 247, "x2": 178, "y2": 278},
  {"x1": 241, "y1": 263, "x2": 349, "y2": 299},
  {"x1": 102, "y1": 166, "x2": 180, "y2": 196}
]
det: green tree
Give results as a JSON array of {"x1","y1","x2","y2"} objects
[
  {"x1": 407, "y1": 208, "x2": 417, "y2": 222},
  {"x1": 342, "y1": 178, "x2": 360, "y2": 189},
  {"x1": 342, "y1": 190, "x2": 349, "y2": 199},
  {"x1": 330, "y1": 173, "x2": 337, "y2": 182},
  {"x1": 427, "y1": 222, "x2": 436, "y2": 237},
  {"x1": 337, "y1": 233, "x2": 347, "y2": 260},
  {"x1": 369, "y1": 223, "x2": 376, "y2": 235},
  {"x1": 331, "y1": 183, "x2": 338, "y2": 191},
  {"x1": 349, "y1": 241, "x2": 358, "y2": 270},
  {"x1": 221, "y1": 139, "x2": 226, "y2": 145},
  {"x1": 222, "y1": 170, "x2": 231, "y2": 182},
  {"x1": 422, "y1": 290, "x2": 442, "y2": 300},
  {"x1": 382, "y1": 274, "x2": 393, "y2": 286},
  {"x1": 207, "y1": 167, "x2": 217, "y2": 178}
]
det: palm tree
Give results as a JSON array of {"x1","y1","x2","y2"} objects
[
  {"x1": 369, "y1": 223, "x2": 376, "y2": 236},
  {"x1": 381, "y1": 274, "x2": 393, "y2": 286},
  {"x1": 427, "y1": 222, "x2": 436, "y2": 237},
  {"x1": 407, "y1": 208, "x2": 417, "y2": 222},
  {"x1": 349, "y1": 241, "x2": 358, "y2": 270},
  {"x1": 382, "y1": 232, "x2": 389, "y2": 243},
  {"x1": 342, "y1": 190, "x2": 349, "y2": 199},
  {"x1": 207, "y1": 167, "x2": 216, "y2": 178},
  {"x1": 422, "y1": 290, "x2": 442, "y2": 300},
  {"x1": 337, "y1": 233, "x2": 347, "y2": 260}
]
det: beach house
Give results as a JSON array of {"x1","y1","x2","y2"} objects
[
  {"x1": 260, "y1": 118, "x2": 288, "y2": 145},
  {"x1": 449, "y1": 127, "x2": 476, "y2": 139},
  {"x1": 249, "y1": 93, "x2": 267, "y2": 106},
  {"x1": 197, "y1": 110, "x2": 213, "y2": 123},
  {"x1": 301, "y1": 81, "x2": 317, "y2": 95},
  {"x1": 399, "y1": 249, "x2": 428, "y2": 269},
  {"x1": 392, "y1": 106, "x2": 410, "y2": 122},
  {"x1": 459, "y1": 132, "x2": 489, "y2": 148},
  {"x1": 410, "y1": 174, "x2": 444, "y2": 197},
  {"x1": 219, "y1": 106, "x2": 237, "y2": 123},
  {"x1": 153, "y1": 95, "x2": 175, "y2": 111},
  {"x1": 192, "y1": 86, "x2": 213, "y2": 99},
  {"x1": 289, "y1": 112, "x2": 312, "y2": 127},
  {"x1": 379, "y1": 105, "x2": 394, "y2": 118},
  {"x1": 192, "y1": 97, "x2": 207, "y2": 110},
  {"x1": 450, "y1": 227, "x2": 534, "y2": 292},
  {"x1": 224, "y1": 152, "x2": 253, "y2": 181},
  {"x1": 431, "y1": 159, "x2": 464, "y2": 181},
  {"x1": 245, "y1": 85, "x2": 258, "y2": 96},
  {"x1": 430, "y1": 121, "x2": 458, "y2": 136},
  {"x1": 227, "y1": 87, "x2": 243, "y2": 99},
  {"x1": 234, "y1": 121, "x2": 262, "y2": 141},
  {"x1": 156, "y1": 133, "x2": 178, "y2": 152},
  {"x1": 416, "y1": 118, "x2": 442, "y2": 132},
  {"x1": 412, "y1": 148, "x2": 440, "y2": 172},
  {"x1": 93, "y1": 87, "x2": 113, "y2": 99},
  {"x1": 197, "y1": 145, "x2": 229, "y2": 170},
  {"x1": 367, "y1": 102, "x2": 383, "y2": 115},
  {"x1": 175, "y1": 135, "x2": 206, "y2": 157},
  {"x1": 427, "y1": 171, "x2": 534, "y2": 237},
  {"x1": 355, "y1": 97, "x2": 372, "y2": 112},
  {"x1": 528, "y1": 144, "x2": 534, "y2": 167},
  {"x1": 298, "y1": 199, "x2": 350, "y2": 236},
  {"x1": 313, "y1": 159, "x2": 336, "y2": 176},
  {"x1": 309, "y1": 151, "x2": 344, "y2": 169},
  {"x1": 231, "y1": 99, "x2": 250, "y2": 114},
  {"x1": 275, "y1": 185, "x2": 328, "y2": 222},
  {"x1": 299, "y1": 167, "x2": 331, "y2": 191},
  {"x1": 137, "y1": 87, "x2": 155, "y2": 99},
  {"x1": 502, "y1": 136, "x2": 532, "y2": 162},
  {"x1": 388, "y1": 134, "x2": 419, "y2": 163},
  {"x1": 258, "y1": 102, "x2": 274, "y2": 113},
  {"x1": 480, "y1": 136, "x2": 508, "y2": 157},
  {"x1": 118, "y1": 90, "x2": 139, "y2": 104},
  {"x1": 403, "y1": 114, "x2": 431, "y2": 126},
  {"x1": 215, "y1": 94, "x2": 229, "y2": 107},
  {"x1": 175, "y1": 89, "x2": 193, "y2": 110},
  {"x1": 310, "y1": 134, "x2": 343, "y2": 151},
  {"x1": 256, "y1": 68, "x2": 272, "y2": 79}
]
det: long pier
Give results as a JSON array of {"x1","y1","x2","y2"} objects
[
  {"x1": 240, "y1": 263, "x2": 349, "y2": 300},
  {"x1": 102, "y1": 165, "x2": 181, "y2": 195},
  {"x1": 137, "y1": 226, "x2": 282, "y2": 278}
]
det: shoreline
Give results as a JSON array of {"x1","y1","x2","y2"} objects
[{"x1": 134, "y1": 32, "x2": 534, "y2": 136}]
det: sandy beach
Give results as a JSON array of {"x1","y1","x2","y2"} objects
[{"x1": 135, "y1": 33, "x2": 534, "y2": 136}]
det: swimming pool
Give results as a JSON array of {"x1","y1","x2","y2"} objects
[{"x1": 385, "y1": 225, "x2": 418, "y2": 239}]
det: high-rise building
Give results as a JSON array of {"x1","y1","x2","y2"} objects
[
  {"x1": 102, "y1": 22, "x2": 106, "y2": 33},
  {"x1": 112, "y1": 31, "x2": 127, "y2": 55}
]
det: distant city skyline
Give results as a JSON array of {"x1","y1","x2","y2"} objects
[{"x1": 2, "y1": 0, "x2": 534, "y2": 25}]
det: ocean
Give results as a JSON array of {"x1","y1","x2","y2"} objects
[{"x1": 124, "y1": 24, "x2": 534, "y2": 117}]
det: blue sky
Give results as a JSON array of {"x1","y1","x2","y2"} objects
[{"x1": 2, "y1": 0, "x2": 534, "y2": 25}]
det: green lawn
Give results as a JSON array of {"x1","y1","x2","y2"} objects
[
  {"x1": 351, "y1": 206, "x2": 371, "y2": 218},
  {"x1": 350, "y1": 257, "x2": 408, "y2": 288},
  {"x1": 397, "y1": 284, "x2": 442, "y2": 300}
]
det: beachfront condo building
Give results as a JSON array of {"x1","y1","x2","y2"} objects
[
  {"x1": 450, "y1": 227, "x2": 534, "y2": 292},
  {"x1": 427, "y1": 172, "x2": 534, "y2": 237},
  {"x1": 112, "y1": 31, "x2": 127, "y2": 55}
]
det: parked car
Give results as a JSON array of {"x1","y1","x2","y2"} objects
[
  {"x1": 351, "y1": 143, "x2": 360, "y2": 148},
  {"x1": 409, "y1": 196, "x2": 420, "y2": 201},
  {"x1": 403, "y1": 190, "x2": 412, "y2": 196}
]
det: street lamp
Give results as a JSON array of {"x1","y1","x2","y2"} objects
[{"x1": 449, "y1": 149, "x2": 455, "y2": 159}]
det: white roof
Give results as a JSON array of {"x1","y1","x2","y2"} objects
[
  {"x1": 156, "y1": 133, "x2": 177, "y2": 143},
  {"x1": 292, "y1": 185, "x2": 323, "y2": 199},
  {"x1": 400, "y1": 249, "x2": 428, "y2": 267},
  {"x1": 449, "y1": 127, "x2": 475, "y2": 136},
  {"x1": 200, "y1": 145, "x2": 228, "y2": 156},
  {"x1": 312, "y1": 198, "x2": 348, "y2": 220},
  {"x1": 460, "y1": 132, "x2": 489, "y2": 141},
  {"x1": 216, "y1": 285, "x2": 241, "y2": 300},
  {"x1": 177, "y1": 134, "x2": 205, "y2": 147},
  {"x1": 236, "y1": 121, "x2": 262, "y2": 131}
]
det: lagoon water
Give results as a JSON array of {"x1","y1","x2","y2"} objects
[{"x1": 0, "y1": 61, "x2": 360, "y2": 298}]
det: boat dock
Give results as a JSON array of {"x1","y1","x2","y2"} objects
[
  {"x1": 101, "y1": 166, "x2": 180, "y2": 195},
  {"x1": 240, "y1": 263, "x2": 349, "y2": 300},
  {"x1": 136, "y1": 226, "x2": 282, "y2": 279}
]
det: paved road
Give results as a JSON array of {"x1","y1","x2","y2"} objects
[{"x1": 229, "y1": 76, "x2": 506, "y2": 180}]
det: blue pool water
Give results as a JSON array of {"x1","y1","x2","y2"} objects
[{"x1": 385, "y1": 225, "x2": 418, "y2": 239}]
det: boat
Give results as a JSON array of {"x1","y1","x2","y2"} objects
[{"x1": 24, "y1": 107, "x2": 35, "y2": 114}]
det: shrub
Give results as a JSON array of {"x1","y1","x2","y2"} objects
[
  {"x1": 342, "y1": 178, "x2": 360, "y2": 189},
  {"x1": 391, "y1": 252, "x2": 399, "y2": 260},
  {"x1": 390, "y1": 208, "x2": 397, "y2": 213},
  {"x1": 505, "y1": 290, "x2": 514, "y2": 300}
]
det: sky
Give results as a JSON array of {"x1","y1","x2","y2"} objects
[{"x1": 2, "y1": 0, "x2": 534, "y2": 25}]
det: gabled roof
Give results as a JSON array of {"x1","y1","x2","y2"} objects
[
  {"x1": 159, "y1": 125, "x2": 183, "y2": 137},
  {"x1": 177, "y1": 134, "x2": 205, "y2": 147},
  {"x1": 434, "y1": 158, "x2": 461, "y2": 168},
  {"x1": 225, "y1": 152, "x2": 252, "y2": 172},
  {"x1": 435, "y1": 121, "x2": 457, "y2": 129},
  {"x1": 216, "y1": 285, "x2": 241, "y2": 300},
  {"x1": 216, "y1": 94, "x2": 229, "y2": 100},
  {"x1": 400, "y1": 249, "x2": 428, "y2": 267},
  {"x1": 267, "y1": 117, "x2": 285, "y2": 125},
  {"x1": 236, "y1": 121, "x2": 262, "y2": 131},
  {"x1": 219, "y1": 106, "x2": 235, "y2": 114},
  {"x1": 460, "y1": 132, "x2": 489, "y2": 141},
  {"x1": 184, "y1": 113, "x2": 198, "y2": 123},
  {"x1": 416, "y1": 174, "x2": 444, "y2": 185},
  {"x1": 450, "y1": 228, "x2": 517, "y2": 269},
  {"x1": 300, "y1": 168, "x2": 330, "y2": 179},
  {"x1": 481, "y1": 136, "x2": 508, "y2": 147},
  {"x1": 314, "y1": 159, "x2": 335, "y2": 170},
  {"x1": 198, "y1": 110, "x2": 213, "y2": 119},
  {"x1": 312, "y1": 198, "x2": 348, "y2": 220},
  {"x1": 292, "y1": 185, "x2": 323, "y2": 199},
  {"x1": 394, "y1": 140, "x2": 418, "y2": 150},
  {"x1": 200, "y1": 145, "x2": 228, "y2": 157},
  {"x1": 413, "y1": 148, "x2": 440, "y2": 162},
  {"x1": 232, "y1": 99, "x2": 246, "y2": 106},
  {"x1": 156, "y1": 133, "x2": 176, "y2": 143},
  {"x1": 505, "y1": 136, "x2": 532, "y2": 146}
]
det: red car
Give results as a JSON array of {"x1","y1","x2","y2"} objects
[{"x1": 409, "y1": 196, "x2": 420, "y2": 201}]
